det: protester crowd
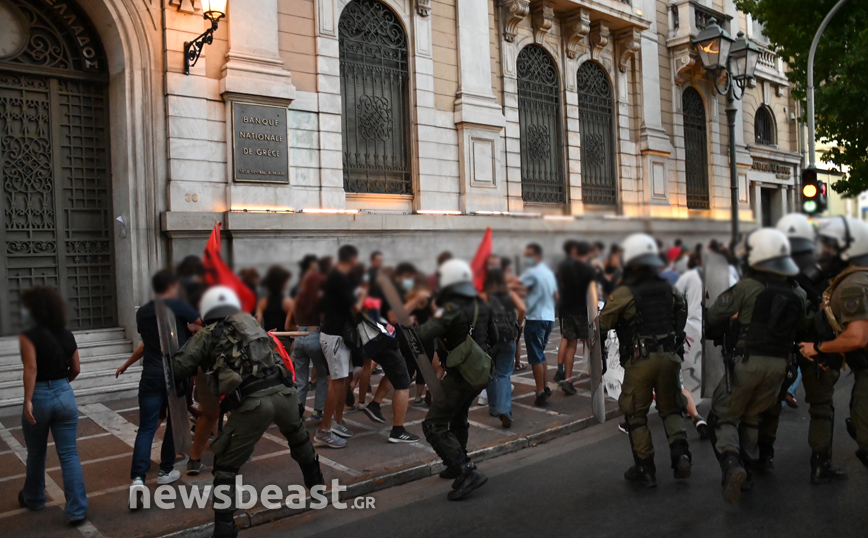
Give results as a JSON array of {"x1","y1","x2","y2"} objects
[{"x1": 14, "y1": 213, "x2": 868, "y2": 528}]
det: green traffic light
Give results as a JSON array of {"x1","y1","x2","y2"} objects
[{"x1": 803, "y1": 200, "x2": 818, "y2": 213}]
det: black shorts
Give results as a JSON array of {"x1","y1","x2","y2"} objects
[
  {"x1": 560, "y1": 311, "x2": 589, "y2": 340},
  {"x1": 372, "y1": 340, "x2": 412, "y2": 391}
]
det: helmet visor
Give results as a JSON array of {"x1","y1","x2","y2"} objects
[
  {"x1": 788, "y1": 237, "x2": 815, "y2": 255},
  {"x1": 627, "y1": 253, "x2": 665, "y2": 268},
  {"x1": 753, "y1": 255, "x2": 799, "y2": 277}
]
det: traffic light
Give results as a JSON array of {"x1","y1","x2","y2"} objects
[{"x1": 801, "y1": 167, "x2": 827, "y2": 215}]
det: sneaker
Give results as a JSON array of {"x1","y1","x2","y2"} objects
[
  {"x1": 534, "y1": 391, "x2": 549, "y2": 407},
  {"x1": 618, "y1": 421, "x2": 629, "y2": 434},
  {"x1": 544, "y1": 386, "x2": 552, "y2": 397},
  {"x1": 499, "y1": 414, "x2": 512, "y2": 429},
  {"x1": 314, "y1": 429, "x2": 348, "y2": 449},
  {"x1": 784, "y1": 394, "x2": 799, "y2": 409},
  {"x1": 693, "y1": 415, "x2": 709, "y2": 440},
  {"x1": 186, "y1": 459, "x2": 203, "y2": 476},
  {"x1": 306, "y1": 410, "x2": 324, "y2": 423},
  {"x1": 414, "y1": 395, "x2": 424, "y2": 405},
  {"x1": 331, "y1": 422, "x2": 354, "y2": 439},
  {"x1": 477, "y1": 389, "x2": 488, "y2": 406},
  {"x1": 346, "y1": 388, "x2": 356, "y2": 408},
  {"x1": 372, "y1": 367, "x2": 384, "y2": 376},
  {"x1": 553, "y1": 370, "x2": 565, "y2": 383},
  {"x1": 157, "y1": 469, "x2": 181, "y2": 485},
  {"x1": 560, "y1": 380, "x2": 577, "y2": 396},
  {"x1": 363, "y1": 402, "x2": 387, "y2": 424},
  {"x1": 129, "y1": 477, "x2": 147, "y2": 511},
  {"x1": 388, "y1": 429, "x2": 420, "y2": 443}
]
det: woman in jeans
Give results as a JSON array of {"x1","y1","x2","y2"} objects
[
  {"x1": 18, "y1": 287, "x2": 88, "y2": 524},
  {"x1": 288, "y1": 269, "x2": 329, "y2": 421},
  {"x1": 483, "y1": 270, "x2": 526, "y2": 429}
]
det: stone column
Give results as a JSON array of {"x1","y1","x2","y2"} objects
[{"x1": 454, "y1": 0, "x2": 506, "y2": 213}]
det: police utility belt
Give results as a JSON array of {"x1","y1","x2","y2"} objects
[
  {"x1": 629, "y1": 336, "x2": 680, "y2": 360},
  {"x1": 221, "y1": 368, "x2": 290, "y2": 412}
]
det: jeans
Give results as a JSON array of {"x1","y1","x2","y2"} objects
[
  {"x1": 291, "y1": 329, "x2": 328, "y2": 413},
  {"x1": 21, "y1": 378, "x2": 88, "y2": 521},
  {"x1": 488, "y1": 342, "x2": 516, "y2": 420},
  {"x1": 131, "y1": 374, "x2": 175, "y2": 480},
  {"x1": 524, "y1": 320, "x2": 554, "y2": 365}
]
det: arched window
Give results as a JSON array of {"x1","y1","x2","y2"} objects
[
  {"x1": 682, "y1": 87, "x2": 709, "y2": 209},
  {"x1": 755, "y1": 106, "x2": 776, "y2": 146},
  {"x1": 339, "y1": 0, "x2": 411, "y2": 195},
  {"x1": 577, "y1": 62, "x2": 617, "y2": 206},
  {"x1": 517, "y1": 45, "x2": 564, "y2": 204}
]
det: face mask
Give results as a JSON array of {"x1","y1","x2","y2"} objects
[
  {"x1": 362, "y1": 274, "x2": 370, "y2": 284},
  {"x1": 401, "y1": 278, "x2": 414, "y2": 292},
  {"x1": 524, "y1": 257, "x2": 536, "y2": 269},
  {"x1": 20, "y1": 307, "x2": 32, "y2": 328}
]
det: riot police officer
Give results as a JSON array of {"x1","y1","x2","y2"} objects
[
  {"x1": 800, "y1": 219, "x2": 868, "y2": 468},
  {"x1": 756, "y1": 213, "x2": 839, "y2": 480},
  {"x1": 600, "y1": 233, "x2": 691, "y2": 488},
  {"x1": 172, "y1": 286, "x2": 324, "y2": 538},
  {"x1": 707, "y1": 228, "x2": 809, "y2": 504},
  {"x1": 416, "y1": 259, "x2": 498, "y2": 501}
]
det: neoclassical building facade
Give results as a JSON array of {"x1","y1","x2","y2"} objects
[{"x1": 0, "y1": 0, "x2": 802, "y2": 368}]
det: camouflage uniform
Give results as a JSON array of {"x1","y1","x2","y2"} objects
[{"x1": 173, "y1": 312, "x2": 321, "y2": 537}]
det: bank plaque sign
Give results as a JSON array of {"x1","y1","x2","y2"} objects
[{"x1": 232, "y1": 102, "x2": 289, "y2": 183}]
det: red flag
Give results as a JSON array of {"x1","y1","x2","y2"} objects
[
  {"x1": 202, "y1": 223, "x2": 257, "y2": 313},
  {"x1": 268, "y1": 332, "x2": 296, "y2": 383},
  {"x1": 470, "y1": 227, "x2": 493, "y2": 292}
]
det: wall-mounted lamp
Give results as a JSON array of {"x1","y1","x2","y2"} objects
[{"x1": 184, "y1": 0, "x2": 227, "y2": 75}]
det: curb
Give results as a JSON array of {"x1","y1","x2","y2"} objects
[{"x1": 159, "y1": 408, "x2": 619, "y2": 538}]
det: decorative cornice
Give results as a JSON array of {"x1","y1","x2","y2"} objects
[
  {"x1": 563, "y1": 9, "x2": 590, "y2": 60},
  {"x1": 499, "y1": 0, "x2": 530, "y2": 43},
  {"x1": 589, "y1": 21, "x2": 610, "y2": 60},
  {"x1": 416, "y1": 0, "x2": 431, "y2": 17},
  {"x1": 617, "y1": 28, "x2": 641, "y2": 73},
  {"x1": 531, "y1": 1, "x2": 554, "y2": 45},
  {"x1": 169, "y1": 0, "x2": 201, "y2": 14}
]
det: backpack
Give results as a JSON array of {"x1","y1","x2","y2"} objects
[{"x1": 489, "y1": 293, "x2": 518, "y2": 344}]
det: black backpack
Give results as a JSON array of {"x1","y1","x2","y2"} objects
[{"x1": 489, "y1": 293, "x2": 518, "y2": 344}]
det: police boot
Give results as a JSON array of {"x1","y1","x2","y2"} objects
[
  {"x1": 857, "y1": 449, "x2": 868, "y2": 468},
  {"x1": 439, "y1": 466, "x2": 462, "y2": 480},
  {"x1": 624, "y1": 457, "x2": 657, "y2": 488},
  {"x1": 447, "y1": 463, "x2": 487, "y2": 501},
  {"x1": 670, "y1": 440, "x2": 692, "y2": 480},
  {"x1": 757, "y1": 443, "x2": 775, "y2": 474},
  {"x1": 720, "y1": 452, "x2": 747, "y2": 504},
  {"x1": 811, "y1": 452, "x2": 846, "y2": 484},
  {"x1": 213, "y1": 513, "x2": 238, "y2": 538},
  {"x1": 846, "y1": 418, "x2": 857, "y2": 441},
  {"x1": 300, "y1": 456, "x2": 325, "y2": 490}
]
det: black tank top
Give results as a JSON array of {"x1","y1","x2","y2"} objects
[{"x1": 261, "y1": 293, "x2": 287, "y2": 332}]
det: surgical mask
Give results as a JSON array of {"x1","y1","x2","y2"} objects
[
  {"x1": 524, "y1": 257, "x2": 537, "y2": 269},
  {"x1": 401, "y1": 278, "x2": 414, "y2": 292}
]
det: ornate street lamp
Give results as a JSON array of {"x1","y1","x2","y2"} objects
[
  {"x1": 184, "y1": 0, "x2": 228, "y2": 75},
  {"x1": 692, "y1": 19, "x2": 760, "y2": 247}
]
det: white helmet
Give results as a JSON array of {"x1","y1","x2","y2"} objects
[
  {"x1": 843, "y1": 218, "x2": 868, "y2": 266},
  {"x1": 437, "y1": 259, "x2": 476, "y2": 297},
  {"x1": 744, "y1": 228, "x2": 799, "y2": 276},
  {"x1": 816, "y1": 216, "x2": 855, "y2": 254},
  {"x1": 776, "y1": 213, "x2": 816, "y2": 254},
  {"x1": 622, "y1": 233, "x2": 663, "y2": 268},
  {"x1": 200, "y1": 285, "x2": 242, "y2": 322}
]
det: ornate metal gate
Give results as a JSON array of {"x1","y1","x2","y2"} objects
[
  {"x1": 0, "y1": 0, "x2": 115, "y2": 335},
  {"x1": 517, "y1": 45, "x2": 564, "y2": 204},
  {"x1": 339, "y1": 0, "x2": 411, "y2": 195},
  {"x1": 682, "y1": 87, "x2": 710, "y2": 209},
  {"x1": 577, "y1": 62, "x2": 616, "y2": 205}
]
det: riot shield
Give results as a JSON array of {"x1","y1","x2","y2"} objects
[
  {"x1": 155, "y1": 298, "x2": 192, "y2": 455},
  {"x1": 701, "y1": 251, "x2": 732, "y2": 398},
  {"x1": 375, "y1": 275, "x2": 444, "y2": 403},
  {"x1": 586, "y1": 282, "x2": 606, "y2": 424}
]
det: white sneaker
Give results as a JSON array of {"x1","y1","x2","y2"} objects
[
  {"x1": 477, "y1": 389, "x2": 488, "y2": 406},
  {"x1": 129, "y1": 477, "x2": 147, "y2": 510},
  {"x1": 157, "y1": 469, "x2": 181, "y2": 485}
]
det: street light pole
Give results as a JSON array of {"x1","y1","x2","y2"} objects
[{"x1": 725, "y1": 85, "x2": 739, "y2": 247}]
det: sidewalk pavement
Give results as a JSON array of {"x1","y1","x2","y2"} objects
[{"x1": 0, "y1": 328, "x2": 618, "y2": 538}]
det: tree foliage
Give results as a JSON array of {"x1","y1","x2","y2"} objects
[{"x1": 737, "y1": 0, "x2": 868, "y2": 197}]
